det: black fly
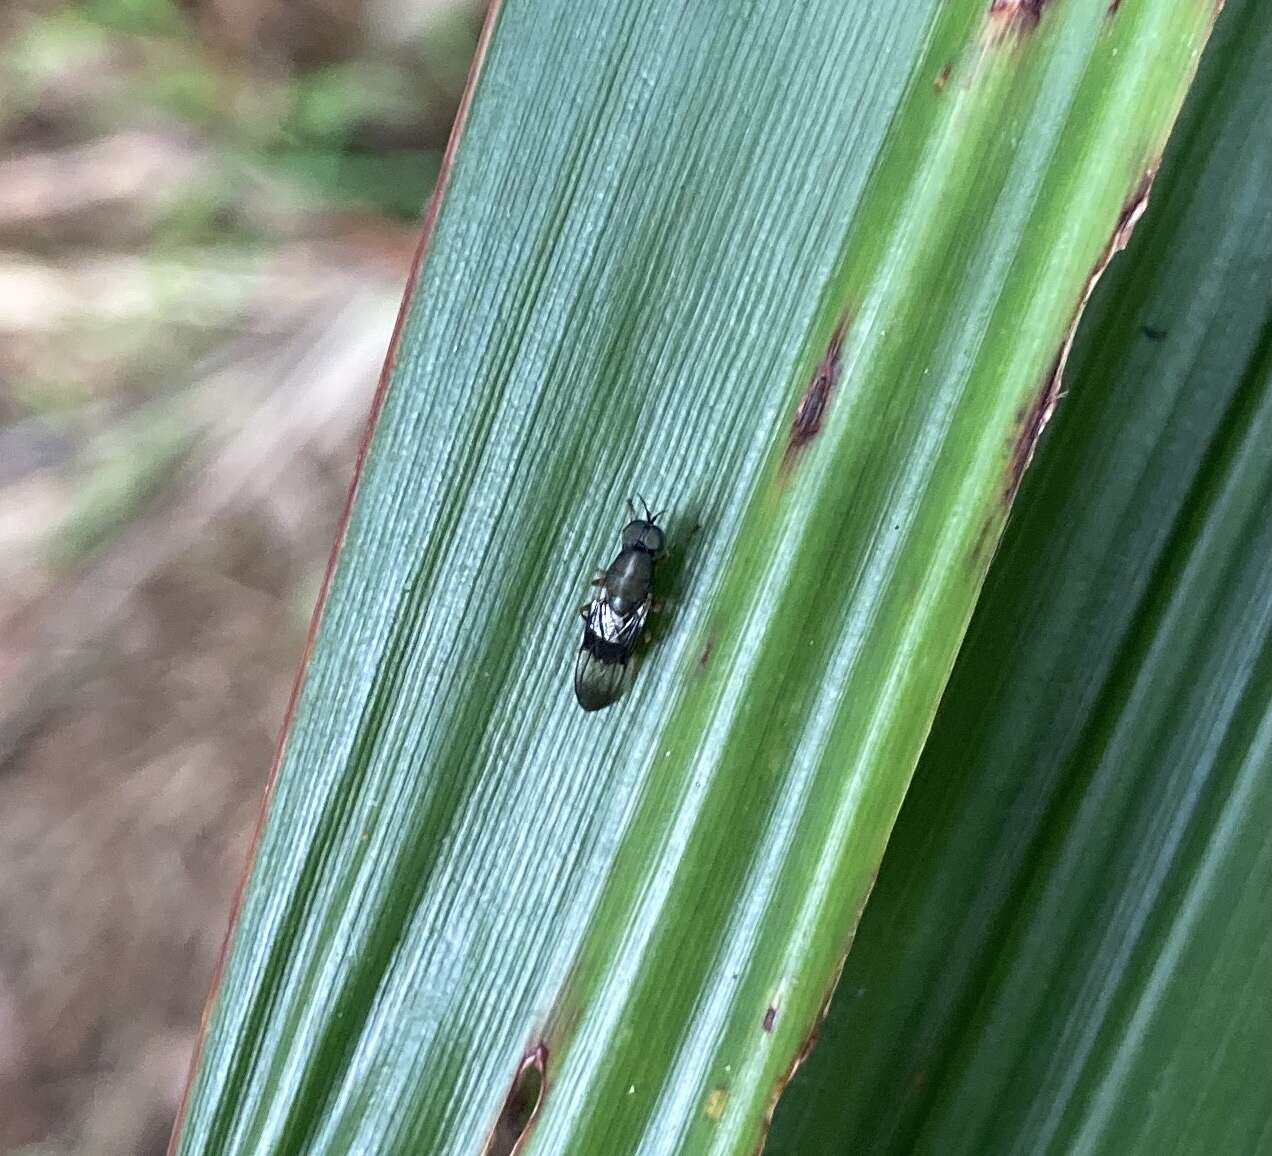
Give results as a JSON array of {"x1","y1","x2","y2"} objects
[{"x1": 574, "y1": 498, "x2": 664, "y2": 712}]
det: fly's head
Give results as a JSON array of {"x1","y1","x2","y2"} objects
[{"x1": 621, "y1": 496, "x2": 665, "y2": 555}]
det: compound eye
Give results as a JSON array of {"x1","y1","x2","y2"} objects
[
  {"x1": 643, "y1": 524, "x2": 665, "y2": 553},
  {"x1": 620, "y1": 520, "x2": 644, "y2": 549}
]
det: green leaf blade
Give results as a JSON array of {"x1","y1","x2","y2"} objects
[
  {"x1": 173, "y1": 1, "x2": 1217, "y2": 1153},
  {"x1": 768, "y1": 0, "x2": 1272, "y2": 1150}
]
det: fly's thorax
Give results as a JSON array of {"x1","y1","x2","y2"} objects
[{"x1": 604, "y1": 547, "x2": 655, "y2": 615}]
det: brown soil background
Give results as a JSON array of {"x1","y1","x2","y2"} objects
[{"x1": 0, "y1": 3, "x2": 472, "y2": 1150}]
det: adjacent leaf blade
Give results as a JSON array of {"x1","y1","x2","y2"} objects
[
  {"x1": 173, "y1": 2, "x2": 1216, "y2": 1153},
  {"x1": 768, "y1": 0, "x2": 1272, "y2": 1150}
]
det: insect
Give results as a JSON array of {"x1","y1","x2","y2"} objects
[{"x1": 574, "y1": 498, "x2": 665, "y2": 712}]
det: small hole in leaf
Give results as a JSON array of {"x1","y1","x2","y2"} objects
[{"x1": 485, "y1": 1044, "x2": 547, "y2": 1156}]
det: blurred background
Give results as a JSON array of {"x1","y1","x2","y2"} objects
[{"x1": 0, "y1": 1, "x2": 477, "y2": 1150}]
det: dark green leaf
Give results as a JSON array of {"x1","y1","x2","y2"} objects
[{"x1": 769, "y1": 1, "x2": 1272, "y2": 1150}]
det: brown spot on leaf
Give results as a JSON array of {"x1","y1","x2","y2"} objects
[
  {"x1": 986, "y1": 0, "x2": 1052, "y2": 43},
  {"x1": 753, "y1": 961, "x2": 845, "y2": 1151},
  {"x1": 1006, "y1": 164, "x2": 1155, "y2": 504},
  {"x1": 762, "y1": 1006, "x2": 777, "y2": 1032},
  {"x1": 974, "y1": 162, "x2": 1160, "y2": 570},
  {"x1": 989, "y1": 0, "x2": 1050, "y2": 24},
  {"x1": 698, "y1": 637, "x2": 714, "y2": 670},
  {"x1": 1113, "y1": 169, "x2": 1155, "y2": 249},
  {"x1": 1107, "y1": 0, "x2": 1122, "y2": 13},
  {"x1": 753, "y1": 870, "x2": 881, "y2": 1154},
  {"x1": 935, "y1": 63, "x2": 952, "y2": 91},
  {"x1": 705, "y1": 1087, "x2": 729, "y2": 1121},
  {"x1": 484, "y1": 1044, "x2": 548, "y2": 1156},
  {"x1": 782, "y1": 313, "x2": 851, "y2": 471},
  {"x1": 1005, "y1": 347, "x2": 1063, "y2": 508}
]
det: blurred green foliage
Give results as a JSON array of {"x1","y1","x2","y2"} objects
[{"x1": 4, "y1": 0, "x2": 475, "y2": 222}]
